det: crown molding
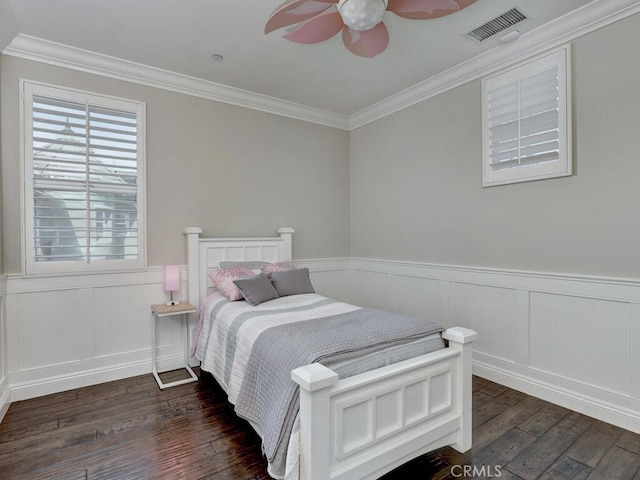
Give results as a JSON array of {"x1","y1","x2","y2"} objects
[
  {"x1": 3, "y1": 0, "x2": 639, "y2": 131},
  {"x1": 2, "y1": 34, "x2": 350, "y2": 131},
  {"x1": 348, "y1": 0, "x2": 640, "y2": 129}
]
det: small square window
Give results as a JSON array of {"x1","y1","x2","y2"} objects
[{"x1": 481, "y1": 46, "x2": 572, "y2": 187}]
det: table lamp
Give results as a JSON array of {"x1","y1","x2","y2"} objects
[{"x1": 163, "y1": 265, "x2": 180, "y2": 306}]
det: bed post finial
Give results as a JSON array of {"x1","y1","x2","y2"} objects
[
  {"x1": 292, "y1": 363, "x2": 338, "y2": 480},
  {"x1": 277, "y1": 227, "x2": 295, "y2": 261},
  {"x1": 442, "y1": 327, "x2": 478, "y2": 452}
]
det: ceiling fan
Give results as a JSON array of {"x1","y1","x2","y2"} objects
[{"x1": 265, "y1": 0, "x2": 476, "y2": 58}]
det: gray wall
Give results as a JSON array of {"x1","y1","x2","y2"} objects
[
  {"x1": 0, "y1": 0, "x2": 17, "y2": 55},
  {"x1": 0, "y1": 3, "x2": 16, "y2": 278},
  {"x1": 0, "y1": 56, "x2": 350, "y2": 272},
  {"x1": 2, "y1": 12, "x2": 639, "y2": 279},
  {"x1": 350, "y1": 12, "x2": 640, "y2": 279},
  {"x1": 0, "y1": 57, "x2": 3, "y2": 276}
]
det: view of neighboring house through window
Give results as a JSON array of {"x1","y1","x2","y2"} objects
[{"x1": 22, "y1": 81, "x2": 146, "y2": 274}]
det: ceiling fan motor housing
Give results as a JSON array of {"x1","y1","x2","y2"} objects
[{"x1": 338, "y1": 0, "x2": 389, "y2": 31}]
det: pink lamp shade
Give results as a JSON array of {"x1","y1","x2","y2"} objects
[
  {"x1": 163, "y1": 265, "x2": 180, "y2": 306},
  {"x1": 163, "y1": 265, "x2": 180, "y2": 292}
]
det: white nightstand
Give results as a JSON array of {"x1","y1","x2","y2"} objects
[{"x1": 151, "y1": 302, "x2": 198, "y2": 389}]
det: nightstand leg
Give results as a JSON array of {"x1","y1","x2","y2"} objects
[
  {"x1": 152, "y1": 310, "x2": 164, "y2": 389},
  {"x1": 182, "y1": 314, "x2": 198, "y2": 383}
]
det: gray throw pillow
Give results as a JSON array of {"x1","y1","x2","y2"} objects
[
  {"x1": 233, "y1": 274, "x2": 279, "y2": 306},
  {"x1": 269, "y1": 268, "x2": 315, "y2": 297}
]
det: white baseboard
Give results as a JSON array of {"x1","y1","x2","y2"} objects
[
  {"x1": 473, "y1": 359, "x2": 640, "y2": 434},
  {"x1": 0, "y1": 377, "x2": 11, "y2": 422},
  {"x1": 9, "y1": 352, "x2": 190, "y2": 402},
  {"x1": 0, "y1": 277, "x2": 7, "y2": 421}
]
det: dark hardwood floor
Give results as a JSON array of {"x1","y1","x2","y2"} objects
[{"x1": 1, "y1": 369, "x2": 639, "y2": 479}]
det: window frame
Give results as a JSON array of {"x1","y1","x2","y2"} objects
[
  {"x1": 21, "y1": 79, "x2": 147, "y2": 275},
  {"x1": 481, "y1": 45, "x2": 572, "y2": 187}
]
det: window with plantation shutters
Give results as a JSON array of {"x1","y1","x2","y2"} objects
[
  {"x1": 482, "y1": 46, "x2": 572, "y2": 187},
  {"x1": 22, "y1": 81, "x2": 146, "y2": 274}
]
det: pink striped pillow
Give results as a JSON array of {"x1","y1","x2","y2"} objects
[{"x1": 208, "y1": 266, "x2": 255, "y2": 301}]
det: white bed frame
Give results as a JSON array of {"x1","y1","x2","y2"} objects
[{"x1": 184, "y1": 227, "x2": 477, "y2": 480}]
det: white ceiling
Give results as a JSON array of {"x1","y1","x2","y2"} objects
[{"x1": 1, "y1": 0, "x2": 638, "y2": 122}]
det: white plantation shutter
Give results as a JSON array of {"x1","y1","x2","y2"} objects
[
  {"x1": 23, "y1": 81, "x2": 146, "y2": 274},
  {"x1": 482, "y1": 47, "x2": 571, "y2": 186}
]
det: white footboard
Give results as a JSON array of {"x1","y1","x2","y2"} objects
[{"x1": 292, "y1": 327, "x2": 478, "y2": 480}]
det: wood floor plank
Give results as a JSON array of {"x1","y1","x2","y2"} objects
[
  {"x1": 2, "y1": 390, "x2": 77, "y2": 419},
  {"x1": 487, "y1": 470, "x2": 524, "y2": 480},
  {"x1": 478, "y1": 381, "x2": 510, "y2": 398},
  {"x1": 619, "y1": 429, "x2": 640, "y2": 455},
  {"x1": 473, "y1": 427, "x2": 538, "y2": 468},
  {"x1": 87, "y1": 442, "x2": 219, "y2": 480},
  {"x1": 0, "y1": 417, "x2": 60, "y2": 444},
  {"x1": 472, "y1": 390, "x2": 496, "y2": 409},
  {"x1": 2, "y1": 371, "x2": 640, "y2": 480},
  {"x1": 472, "y1": 395, "x2": 547, "y2": 452},
  {"x1": 473, "y1": 376, "x2": 492, "y2": 390},
  {"x1": 517, "y1": 403, "x2": 570, "y2": 437},
  {"x1": 26, "y1": 465, "x2": 90, "y2": 480},
  {"x1": 505, "y1": 411, "x2": 593, "y2": 480},
  {"x1": 584, "y1": 445, "x2": 640, "y2": 480},
  {"x1": 472, "y1": 388, "x2": 528, "y2": 428},
  {"x1": 538, "y1": 455, "x2": 592, "y2": 480},
  {"x1": 565, "y1": 420, "x2": 623, "y2": 468}
]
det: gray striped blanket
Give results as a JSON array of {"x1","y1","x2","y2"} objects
[{"x1": 195, "y1": 293, "x2": 445, "y2": 479}]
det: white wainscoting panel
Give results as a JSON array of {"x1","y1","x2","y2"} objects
[
  {"x1": 348, "y1": 258, "x2": 640, "y2": 434},
  {"x1": 347, "y1": 270, "x2": 393, "y2": 310},
  {"x1": 631, "y1": 304, "x2": 640, "y2": 400},
  {"x1": 93, "y1": 283, "x2": 164, "y2": 358},
  {"x1": 17, "y1": 288, "x2": 94, "y2": 370},
  {"x1": 450, "y1": 283, "x2": 517, "y2": 363},
  {"x1": 529, "y1": 292, "x2": 630, "y2": 395},
  {"x1": 0, "y1": 275, "x2": 10, "y2": 422},
  {"x1": 299, "y1": 258, "x2": 354, "y2": 305},
  {"x1": 4, "y1": 268, "x2": 192, "y2": 401},
  {"x1": 346, "y1": 269, "x2": 442, "y2": 321},
  {"x1": 391, "y1": 275, "x2": 442, "y2": 321}
]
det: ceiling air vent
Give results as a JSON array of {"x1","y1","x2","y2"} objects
[{"x1": 467, "y1": 7, "x2": 528, "y2": 42}]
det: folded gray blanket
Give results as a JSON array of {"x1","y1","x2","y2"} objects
[{"x1": 232, "y1": 307, "x2": 445, "y2": 478}]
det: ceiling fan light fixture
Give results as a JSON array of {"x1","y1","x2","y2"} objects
[
  {"x1": 265, "y1": 0, "x2": 476, "y2": 58},
  {"x1": 338, "y1": 0, "x2": 388, "y2": 31}
]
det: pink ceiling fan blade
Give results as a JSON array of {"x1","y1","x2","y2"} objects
[
  {"x1": 342, "y1": 22, "x2": 389, "y2": 58},
  {"x1": 387, "y1": 0, "x2": 475, "y2": 20},
  {"x1": 266, "y1": 0, "x2": 474, "y2": 56},
  {"x1": 283, "y1": 11, "x2": 345, "y2": 44},
  {"x1": 265, "y1": 0, "x2": 337, "y2": 34}
]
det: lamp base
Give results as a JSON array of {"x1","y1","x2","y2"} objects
[{"x1": 166, "y1": 291, "x2": 179, "y2": 307}]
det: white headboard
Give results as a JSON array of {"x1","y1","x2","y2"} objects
[{"x1": 183, "y1": 227, "x2": 295, "y2": 308}]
